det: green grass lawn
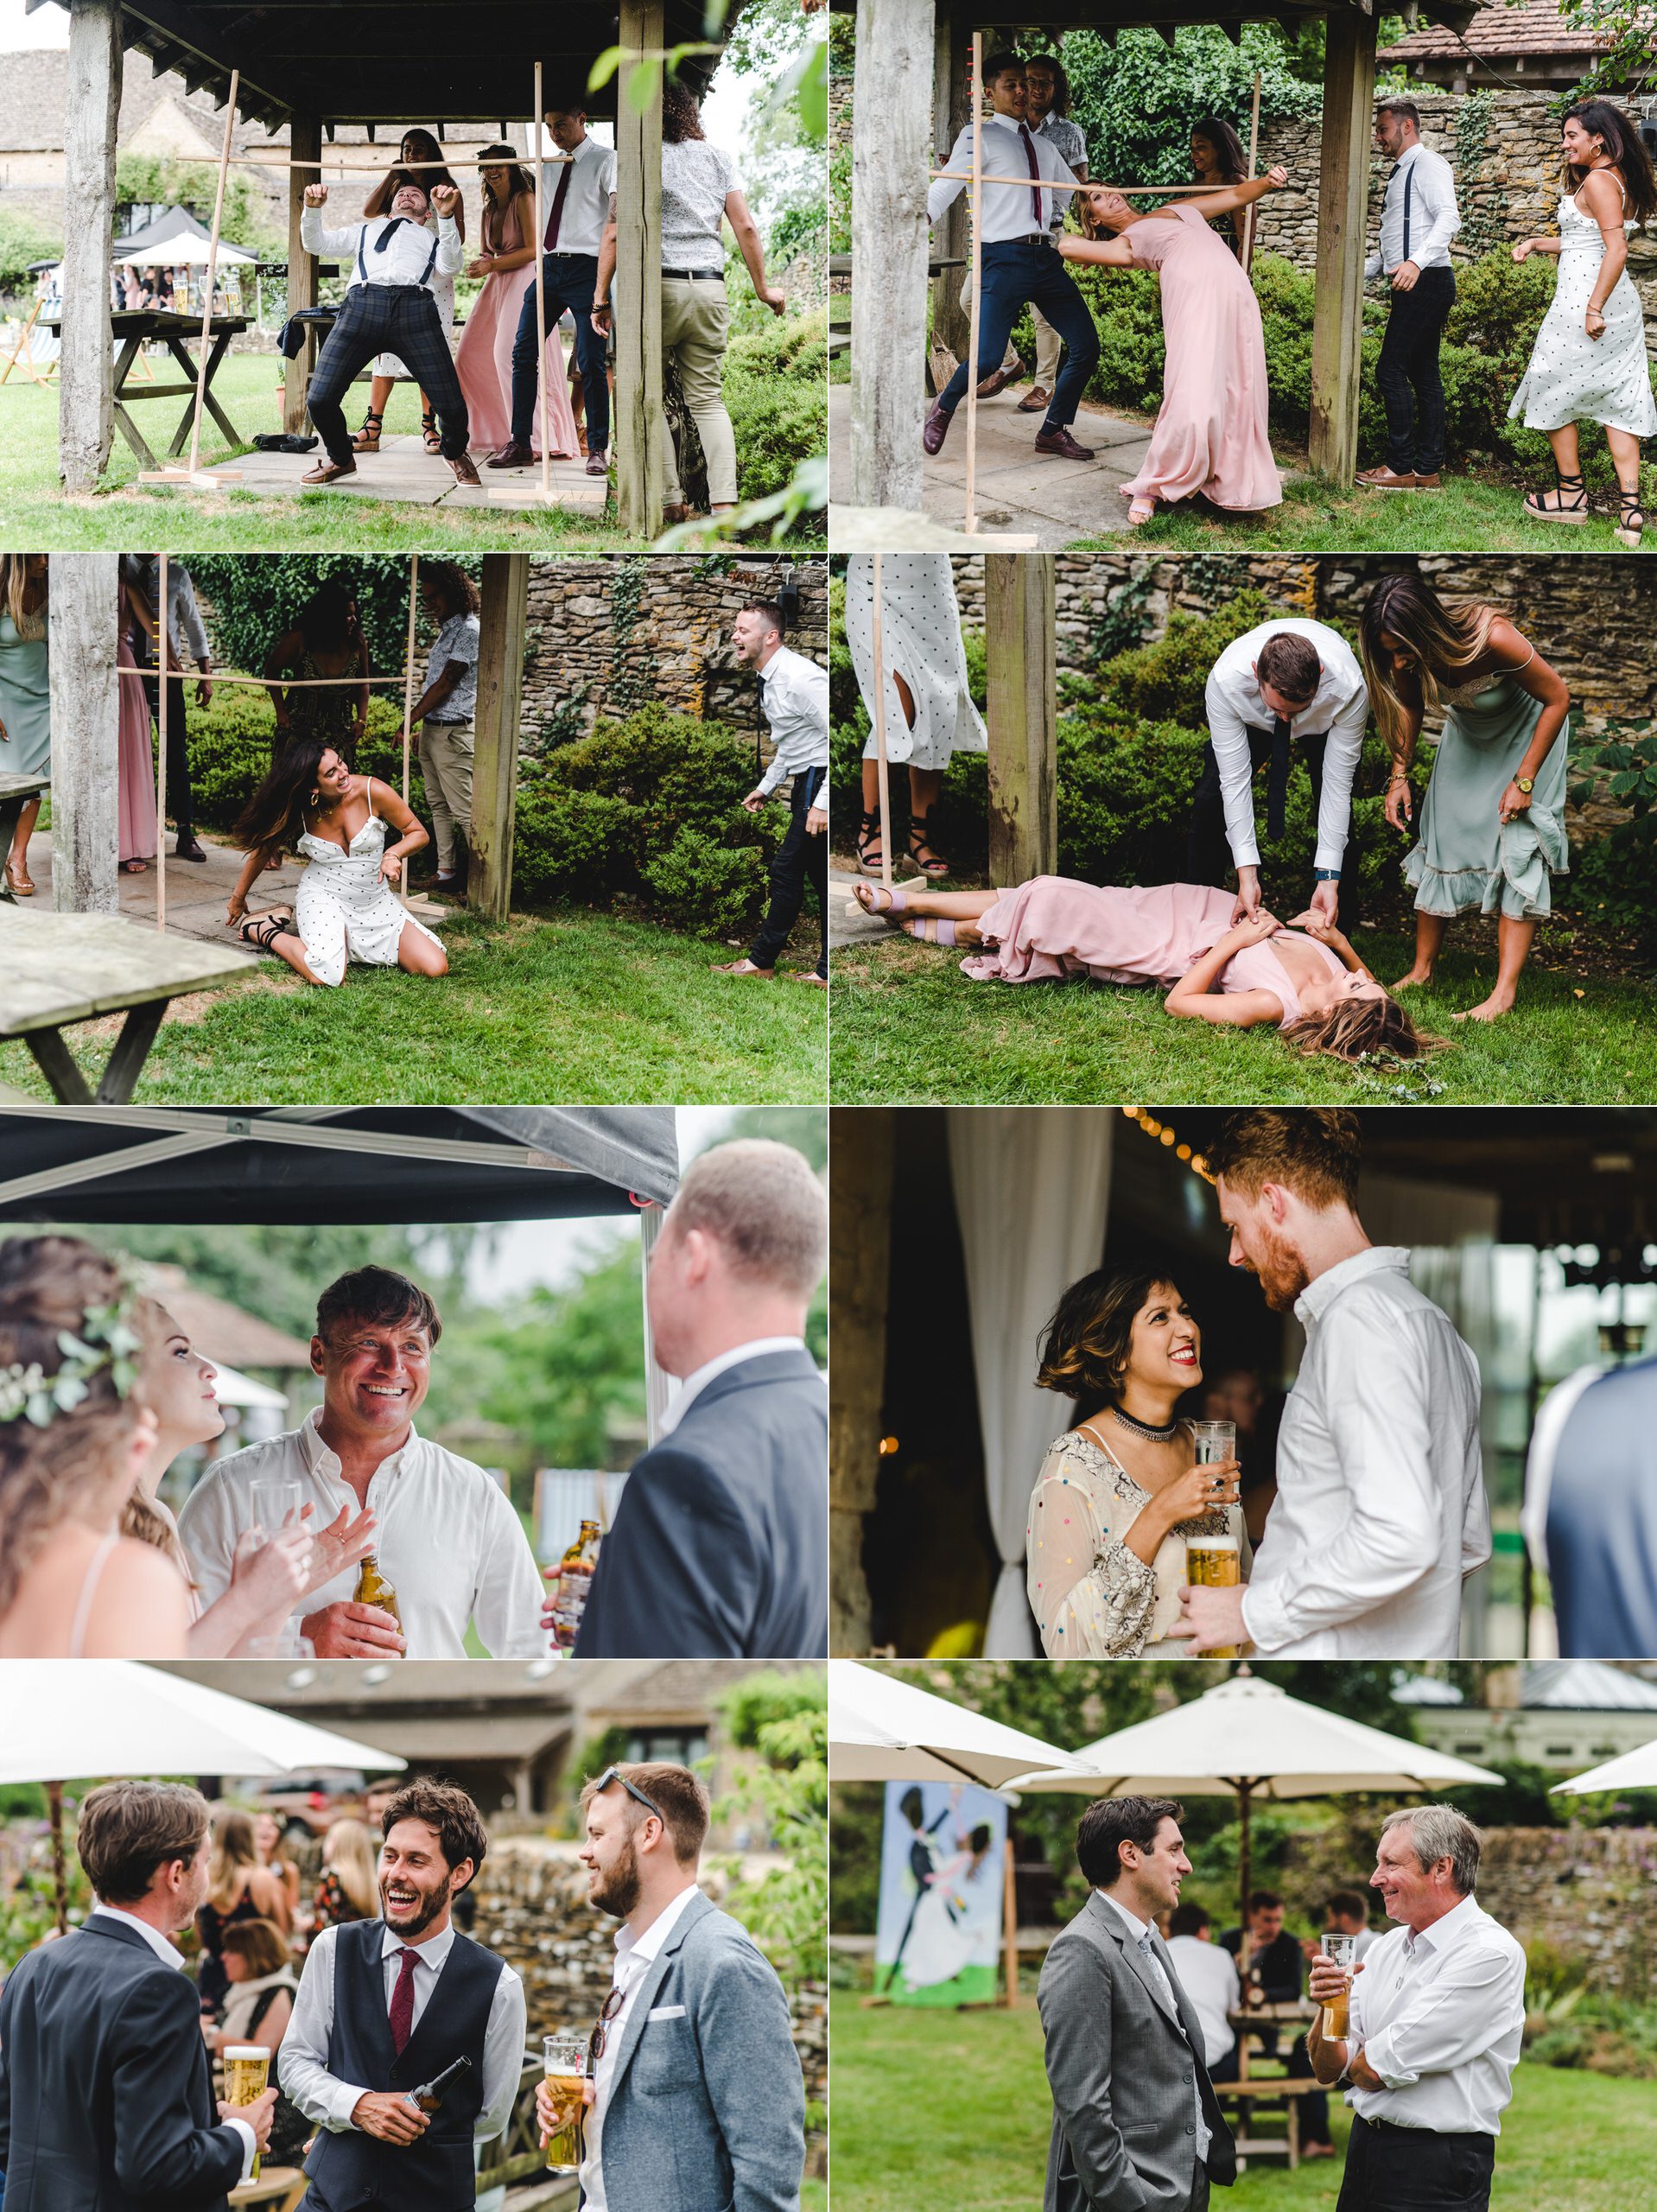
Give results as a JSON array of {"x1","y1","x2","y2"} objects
[
  {"x1": 828, "y1": 1993, "x2": 1657, "y2": 2212},
  {"x1": 830, "y1": 925, "x2": 1657, "y2": 1105},
  {"x1": 0, "y1": 906, "x2": 827, "y2": 1104}
]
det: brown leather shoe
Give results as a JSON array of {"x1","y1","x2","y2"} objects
[
  {"x1": 1413, "y1": 472, "x2": 1443, "y2": 489},
  {"x1": 1355, "y1": 465, "x2": 1418, "y2": 490},
  {"x1": 1034, "y1": 425, "x2": 1095, "y2": 461},
  {"x1": 975, "y1": 367, "x2": 1013, "y2": 399},
  {"x1": 300, "y1": 457, "x2": 357, "y2": 485},
  {"x1": 486, "y1": 440, "x2": 535, "y2": 469},
  {"x1": 922, "y1": 401, "x2": 953, "y2": 455},
  {"x1": 1017, "y1": 384, "x2": 1051, "y2": 414},
  {"x1": 447, "y1": 452, "x2": 481, "y2": 486},
  {"x1": 585, "y1": 451, "x2": 609, "y2": 477}
]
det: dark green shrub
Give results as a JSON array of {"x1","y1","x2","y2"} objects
[
  {"x1": 724, "y1": 311, "x2": 828, "y2": 524},
  {"x1": 187, "y1": 556, "x2": 473, "y2": 677},
  {"x1": 173, "y1": 689, "x2": 430, "y2": 835},
  {"x1": 640, "y1": 827, "x2": 770, "y2": 938}
]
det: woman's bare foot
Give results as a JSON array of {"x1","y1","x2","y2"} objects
[
  {"x1": 1453, "y1": 989, "x2": 1517, "y2": 1023},
  {"x1": 1127, "y1": 500, "x2": 1155, "y2": 527},
  {"x1": 1391, "y1": 966, "x2": 1435, "y2": 991}
]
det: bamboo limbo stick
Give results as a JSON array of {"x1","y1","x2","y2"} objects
[
  {"x1": 117, "y1": 671, "x2": 409, "y2": 687},
  {"x1": 398, "y1": 554, "x2": 420, "y2": 913},
  {"x1": 536, "y1": 62, "x2": 550, "y2": 505},
  {"x1": 139, "y1": 69, "x2": 243, "y2": 486},
  {"x1": 963, "y1": 30, "x2": 983, "y2": 538},
  {"x1": 156, "y1": 554, "x2": 168, "y2": 934},
  {"x1": 871, "y1": 552, "x2": 892, "y2": 894},
  {"x1": 932, "y1": 173, "x2": 1218, "y2": 192},
  {"x1": 218, "y1": 155, "x2": 573, "y2": 173},
  {"x1": 1242, "y1": 71, "x2": 1263, "y2": 274}
]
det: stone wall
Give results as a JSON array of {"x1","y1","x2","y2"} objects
[{"x1": 1479, "y1": 1826, "x2": 1657, "y2": 2000}]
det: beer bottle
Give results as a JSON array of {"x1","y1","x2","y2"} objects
[
  {"x1": 403, "y1": 2054, "x2": 473, "y2": 2113},
  {"x1": 549, "y1": 1520, "x2": 602, "y2": 1652},
  {"x1": 354, "y1": 1552, "x2": 403, "y2": 1630}
]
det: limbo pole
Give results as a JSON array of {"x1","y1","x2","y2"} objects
[
  {"x1": 399, "y1": 553, "x2": 420, "y2": 912},
  {"x1": 156, "y1": 553, "x2": 168, "y2": 934},
  {"x1": 963, "y1": 30, "x2": 983, "y2": 537},
  {"x1": 535, "y1": 62, "x2": 551, "y2": 505},
  {"x1": 870, "y1": 551, "x2": 892, "y2": 894},
  {"x1": 1242, "y1": 70, "x2": 1263, "y2": 274},
  {"x1": 932, "y1": 173, "x2": 1216, "y2": 192},
  {"x1": 139, "y1": 69, "x2": 243, "y2": 486}
]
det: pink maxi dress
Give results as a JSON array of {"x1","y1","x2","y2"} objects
[
  {"x1": 1121, "y1": 204, "x2": 1281, "y2": 512},
  {"x1": 455, "y1": 194, "x2": 580, "y2": 457},
  {"x1": 116, "y1": 627, "x2": 156, "y2": 867},
  {"x1": 959, "y1": 879, "x2": 1343, "y2": 1028}
]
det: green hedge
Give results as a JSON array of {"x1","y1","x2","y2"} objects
[
  {"x1": 725, "y1": 310, "x2": 829, "y2": 525},
  {"x1": 187, "y1": 556, "x2": 472, "y2": 679}
]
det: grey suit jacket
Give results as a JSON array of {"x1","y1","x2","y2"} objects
[
  {"x1": 589, "y1": 1890, "x2": 805, "y2": 2212},
  {"x1": 1039, "y1": 1894, "x2": 1236, "y2": 2212}
]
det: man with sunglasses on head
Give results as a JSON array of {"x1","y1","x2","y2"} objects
[{"x1": 536, "y1": 1764, "x2": 804, "y2": 2212}]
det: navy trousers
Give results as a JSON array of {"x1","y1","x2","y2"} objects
[
  {"x1": 1377, "y1": 267, "x2": 1455, "y2": 475},
  {"x1": 511, "y1": 252, "x2": 610, "y2": 454},
  {"x1": 308, "y1": 285, "x2": 469, "y2": 465},
  {"x1": 937, "y1": 238, "x2": 1098, "y2": 431},
  {"x1": 748, "y1": 765, "x2": 828, "y2": 977}
]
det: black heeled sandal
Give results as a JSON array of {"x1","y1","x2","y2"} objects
[
  {"x1": 855, "y1": 806, "x2": 886, "y2": 877},
  {"x1": 1615, "y1": 489, "x2": 1647, "y2": 549},
  {"x1": 905, "y1": 808, "x2": 949, "y2": 879},
  {"x1": 351, "y1": 408, "x2": 383, "y2": 453},
  {"x1": 1523, "y1": 467, "x2": 1589, "y2": 526},
  {"x1": 239, "y1": 909, "x2": 300, "y2": 953},
  {"x1": 422, "y1": 405, "x2": 442, "y2": 454}
]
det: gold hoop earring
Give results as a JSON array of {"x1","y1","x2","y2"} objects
[{"x1": 308, "y1": 790, "x2": 321, "y2": 806}]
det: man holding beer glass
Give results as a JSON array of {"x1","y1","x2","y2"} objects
[
  {"x1": 536, "y1": 1761, "x2": 805, "y2": 2212},
  {"x1": 1305, "y1": 1807, "x2": 1525, "y2": 2212}
]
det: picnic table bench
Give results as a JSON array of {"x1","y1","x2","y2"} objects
[
  {"x1": 45, "y1": 309, "x2": 249, "y2": 470},
  {"x1": 0, "y1": 907, "x2": 257, "y2": 1102},
  {"x1": 1213, "y1": 2000, "x2": 1324, "y2": 2173},
  {"x1": 0, "y1": 772, "x2": 48, "y2": 905},
  {"x1": 230, "y1": 2168, "x2": 308, "y2": 2212}
]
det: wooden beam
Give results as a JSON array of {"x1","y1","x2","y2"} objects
[
  {"x1": 1308, "y1": 3, "x2": 1378, "y2": 485},
  {"x1": 985, "y1": 552, "x2": 1056, "y2": 887},
  {"x1": 48, "y1": 556, "x2": 121, "y2": 917},
  {"x1": 60, "y1": 0, "x2": 121, "y2": 495},
  {"x1": 615, "y1": 0, "x2": 665, "y2": 539},
  {"x1": 283, "y1": 109, "x2": 321, "y2": 435},
  {"x1": 470, "y1": 552, "x2": 529, "y2": 926},
  {"x1": 828, "y1": 1104, "x2": 893, "y2": 1657},
  {"x1": 929, "y1": 10, "x2": 969, "y2": 364},
  {"x1": 849, "y1": 0, "x2": 935, "y2": 511}
]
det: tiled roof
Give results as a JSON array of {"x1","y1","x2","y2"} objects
[{"x1": 1382, "y1": 0, "x2": 1620, "y2": 60}]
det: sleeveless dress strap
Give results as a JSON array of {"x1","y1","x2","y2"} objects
[{"x1": 67, "y1": 1529, "x2": 123, "y2": 1657}]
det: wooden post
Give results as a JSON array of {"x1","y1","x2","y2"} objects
[
  {"x1": 283, "y1": 111, "x2": 321, "y2": 435},
  {"x1": 533, "y1": 64, "x2": 551, "y2": 505},
  {"x1": 930, "y1": 13, "x2": 969, "y2": 365},
  {"x1": 1241, "y1": 69, "x2": 1263, "y2": 272},
  {"x1": 1308, "y1": 5, "x2": 1378, "y2": 485},
  {"x1": 398, "y1": 555, "x2": 420, "y2": 912},
  {"x1": 848, "y1": 0, "x2": 935, "y2": 511},
  {"x1": 962, "y1": 31, "x2": 982, "y2": 536},
  {"x1": 470, "y1": 551, "x2": 529, "y2": 925},
  {"x1": 48, "y1": 555, "x2": 121, "y2": 916},
  {"x1": 156, "y1": 552, "x2": 168, "y2": 931},
  {"x1": 985, "y1": 552, "x2": 1056, "y2": 887},
  {"x1": 870, "y1": 552, "x2": 892, "y2": 893},
  {"x1": 615, "y1": 0, "x2": 665, "y2": 539},
  {"x1": 828, "y1": 1105, "x2": 893, "y2": 1656},
  {"x1": 1002, "y1": 1833, "x2": 1019, "y2": 2008},
  {"x1": 59, "y1": 0, "x2": 121, "y2": 494}
]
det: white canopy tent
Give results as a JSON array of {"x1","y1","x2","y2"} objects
[
  {"x1": 828, "y1": 1658, "x2": 1099, "y2": 1789},
  {"x1": 1552, "y1": 1738, "x2": 1657, "y2": 1796}
]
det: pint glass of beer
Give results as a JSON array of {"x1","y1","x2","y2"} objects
[
  {"x1": 1321, "y1": 1934, "x2": 1358, "y2": 2039},
  {"x1": 543, "y1": 2035, "x2": 588, "y2": 2173},
  {"x1": 1184, "y1": 1531, "x2": 1241, "y2": 1659},
  {"x1": 222, "y1": 2044, "x2": 271, "y2": 2179}
]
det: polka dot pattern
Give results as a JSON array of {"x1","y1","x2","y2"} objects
[
  {"x1": 845, "y1": 556, "x2": 989, "y2": 771},
  {"x1": 295, "y1": 805, "x2": 443, "y2": 989},
  {"x1": 1509, "y1": 194, "x2": 1657, "y2": 439}
]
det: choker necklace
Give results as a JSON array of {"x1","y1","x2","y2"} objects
[{"x1": 1112, "y1": 1404, "x2": 1180, "y2": 1444}]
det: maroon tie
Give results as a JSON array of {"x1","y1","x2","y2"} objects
[
  {"x1": 543, "y1": 162, "x2": 574, "y2": 251},
  {"x1": 1019, "y1": 124, "x2": 1044, "y2": 228},
  {"x1": 389, "y1": 1946, "x2": 420, "y2": 2056}
]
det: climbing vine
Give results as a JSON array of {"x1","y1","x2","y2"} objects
[
  {"x1": 1452, "y1": 92, "x2": 1505, "y2": 263},
  {"x1": 606, "y1": 555, "x2": 658, "y2": 719}
]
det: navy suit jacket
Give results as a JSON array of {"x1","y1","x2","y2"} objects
[
  {"x1": 0, "y1": 1914, "x2": 245, "y2": 2212},
  {"x1": 1546, "y1": 1356, "x2": 1657, "y2": 1657},
  {"x1": 575, "y1": 1346, "x2": 827, "y2": 1657}
]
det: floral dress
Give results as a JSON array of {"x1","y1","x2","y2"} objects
[{"x1": 1025, "y1": 1425, "x2": 1252, "y2": 1658}]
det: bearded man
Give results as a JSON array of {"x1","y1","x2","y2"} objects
[
  {"x1": 1169, "y1": 1109, "x2": 1488, "y2": 1661},
  {"x1": 281, "y1": 1780, "x2": 527, "y2": 2212}
]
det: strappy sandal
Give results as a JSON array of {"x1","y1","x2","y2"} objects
[
  {"x1": 1615, "y1": 488, "x2": 1647, "y2": 550},
  {"x1": 903, "y1": 917, "x2": 957, "y2": 946},
  {"x1": 421, "y1": 406, "x2": 442, "y2": 454},
  {"x1": 905, "y1": 809, "x2": 949, "y2": 880},
  {"x1": 854, "y1": 882, "x2": 910, "y2": 920},
  {"x1": 854, "y1": 806, "x2": 886, "y2": 877},
  {"x1": 351, "y1": 408, "x2": 384, "y2": 453},
  {"x1": 239, "y1": 909, "x2": 299, "y2": 952},
  {"x1": 1523, "y1": 468, "x2": 1589, "y2": 526}
]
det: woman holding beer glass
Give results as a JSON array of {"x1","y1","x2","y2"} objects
[{"x1": 1026, "y1": 1267, "x2": 1251, "y2": 1657}]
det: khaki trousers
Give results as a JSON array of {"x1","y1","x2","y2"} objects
[
  {"x1": 661, "y1": 274, "x2": 738, "y2": 506},
  {"x1": 418, "y1": 717, "x2": 473, "y2": 873}
]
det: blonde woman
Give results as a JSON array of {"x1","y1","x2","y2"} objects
[
  {"x1": 311, "y1": 1817, "x2": 380, "y2": 1939},
  {"x1": 1360, "y1": 573, "x2": 1570, "y2": 1022},
  {"x1": 197, "y1": 1807, "x2": 292, "y2": 2016}
]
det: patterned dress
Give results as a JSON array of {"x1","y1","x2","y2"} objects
[
  {"x1": 294, "y1": 809, "x2": 444, "y2": 987},
  {"x1": 1508, "y1": 187, "x2": 1657, "y2": 439}
]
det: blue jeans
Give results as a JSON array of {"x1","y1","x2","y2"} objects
[
  {"x1": 510, "y1": 252, "x2": 610, "y2": 453},
  {"x1": 938, "y1": 238, "x2": 1098, "y2": 430}
]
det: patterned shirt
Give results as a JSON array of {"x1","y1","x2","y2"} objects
[
  {"x1": 660, "y1": 140, "x2": 742, "y2": 270},
  {"x1": 425, "y1": 610, "x2": 479, "y2": 721}
]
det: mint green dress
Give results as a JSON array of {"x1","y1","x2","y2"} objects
[
  {"x1": 1403, "y1": 662, "x2": 1568, "y2": 920},
  {"x1": 0, "y1": 605, "x2": 51, "y2": 779}
]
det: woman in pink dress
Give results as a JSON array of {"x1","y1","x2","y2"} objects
[
  {"x1": 117, "y1": 571, "x2": 156, "y2": 873},
  {"x1": 1058, "y1": 169, "x2": 1289, "y2": 525},
  {"x1": 853, "y1": 876, "x2": 1437, "y2": 1063},
  {"x1": 456, "y1": 146, "x2": 578, "y2": 458}
]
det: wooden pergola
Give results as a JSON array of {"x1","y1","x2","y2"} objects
[
  {"x1": 841, "y1": 0, "x2": 1480, "y2": 515},
  {"x1": 50, "y1": 0, "x2": 746, "y2": 538}
]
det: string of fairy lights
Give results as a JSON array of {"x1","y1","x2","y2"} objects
[{"x1": 1121, "y1": 1105, "x2": 1216, "y2": 1186}]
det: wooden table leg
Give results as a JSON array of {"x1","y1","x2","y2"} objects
[
  {"x1": 95, "y1": 1001, "x2": 168, "y2": 1103},
  {"x1": 200, "y1": 331, "x2": 244, "y2": 450},
  {"x1": 110, "y1": 336, "x2": 159, "y2": 467},
  {"x1": 163, "y1": 338, "x2": 201, "y2": 457},
  {"x1": 1286, "y1": 2088, "x2": 1300, "y2": 2171},
  {"x1": 22, "y1": 1029, "x2": 94, "y2": 1104}
]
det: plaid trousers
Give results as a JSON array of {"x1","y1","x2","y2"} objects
[{"x1": 307, "y1": 285, "x2": 469, "y2": 463}]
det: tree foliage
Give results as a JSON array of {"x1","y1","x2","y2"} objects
[
  {"x1": 711, "y1": 1668, "x2": 827, "y2": 1987},
  {"x1": 115, "y1": 154, "x2": 282, "y2": 259},
  {"x1": 187, "y1": 555, "x2": 479, "y2": 677},
  {"x1": 1059, "y1": 25, "x2": 1323, "y2": 191}
]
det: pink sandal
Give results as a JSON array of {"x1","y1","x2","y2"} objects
[
  {"x1": 903, "y1": 917, "x2": 957, "y2": 945},
  {"x1": 854, "y1": 882, "x2": 910, "y2": 919}
]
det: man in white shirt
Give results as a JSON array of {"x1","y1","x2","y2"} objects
[
  {"x1": 297, "y1": 181, "x2": 479, "y2": 486},
  {"x1": 1173, "y1": 1110, "x2": 1489, "y2": 1660},
  {"x1": 179, "y1": 1265, "x2": 547, "y2": 1659},
  {"x1": 924, "y1": 52, "x2": 1099, "y2": 462},
  {"x1": 1190, "y1": 617, "x2": 1369, "y2": 926},
  {"x1": 488, "y1": 106, "x2": 614, "y2": 479},
  {"x1": 1017, "y1": 54, "x2": 1089, "y2": 417},
  {"x1": 282, "y1": 1781, "x2": 527, "y2": 2212},
  {"x1": 717, "y1": 600, "x2": 829, "y2": 985},
  {"x1": 1357, "y1": 99, "x2": 1461, "y2": 493},
  {"x1": 1307, "y1": 1806, "x2": 1524, "y2": 2212},
  {"x1": 1165, "y1": 1903, "x2": 1241, "y2": 2082},
  {"x1": 572, "y1": 1139, "x2": 828, "y2": 1656}
]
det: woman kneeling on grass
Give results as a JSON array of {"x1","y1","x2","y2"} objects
[
  {"x1": 225, "y1": 739, "x2": 448, "y2": 988},
  {"x1": 853, "y1": 876, "x2": 1438, "y2": 1063}
]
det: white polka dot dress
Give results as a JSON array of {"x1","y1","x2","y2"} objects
[
  {"x1": 846, "y1": 556, "x2": 988, "y2": 771},
  {"x1": 1508, "y1": 192, "x2": 1657, "y2": 439},
  {"x1": 295, "y1": 810, "x2": 443, "y2": 988}
]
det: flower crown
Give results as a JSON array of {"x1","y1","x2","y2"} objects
[{"x1": 0, "y1": 1275, "x2": 144, "y2": 1429}]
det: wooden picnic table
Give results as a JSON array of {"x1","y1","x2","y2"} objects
[
  {"x1": 44, "y1": 309, "x2": 248, "y2": 470},
  {"x1": 0, "y1": 773, "x2": 48, "y2": 906},
  {"x1": 1213, "y1": 2001, "x2": 1323, "y2": 2173},
  {"x1": 0, "y1": 907, "x2": 256, "y2": 1103}
]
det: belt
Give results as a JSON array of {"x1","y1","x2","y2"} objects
[
  {"x1": 423, "y1": 715, "x2": 473, "y2": 727},
  {"x1": 347, "y1": 283, "x2": 431, "y2": 298},
  {"x1": 1355, "y1": 2115, "x2": 1493, "y2": 2142},
  {"x1": 543, "y1": 251, "x2": 594, "y2": 261},
  {"x1": 663, "y1": 267, "x2": 724, "y2": 282}
]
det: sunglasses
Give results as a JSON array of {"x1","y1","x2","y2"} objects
[{"x1": 593, "y1": 1766, "x2": 667, "y2": 1823}]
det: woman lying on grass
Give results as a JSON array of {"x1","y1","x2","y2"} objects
[
  {"x1": 852, "y1": 874, "x2": 1439, "y2": 1063},
  {"x1": 225, "y1": 739, "x2": 448, "y2": 989}
]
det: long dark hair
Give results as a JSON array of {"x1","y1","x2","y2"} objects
[
  {"x1": 1191, "y1": 115, "x2": 1248, "y2": 184},
  {"x1": 1563, "y1": 100, "x2": 1657, "y2": 227},
  {"x1": 295, "y1": 582, "x2": 362, "y2": 658},
  {"x1": 365, "y1": 128, "x2": 466, "y2": 236},
  {"x1": 234, "y1": 737, "x2": 341, "y2": 856},
  {"x1": 475, "y1": 141, "x2": 533, "y2": 252}
]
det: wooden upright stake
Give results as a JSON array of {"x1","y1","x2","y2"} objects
[
  {"x1": 870, "y1": 551, "x2": 892, "y2": 893},
  {"x1": 827, "y1": 1105, "x2": 894, "y2": 1656},
  {"x1": 1309, "y1": 7, "x2": 1378, "y2": 486},
  {"x1": 140, "y1": 73, "x2": 242, "y2": 483},
  {"x1": 470, "y1": 552, "x2": 529, "y2": 926},
  {"x1": 283, "y1": 111, "x2": 321, "y2": 435},
  {"x1": 930, "y1": 20, "x2": 970, "y2": 368},
  {"x1": 985, "y1": 552, "x2": 1057, "y2": 887},
  {"x1": 534, "y1": 62, "x2": 550, "y2": 505},
  {"x1": 848, "y1": 0, "x2": 933, "y2": 511},
  {"x1": 156, "y1": 553, "x2": 168, "y2": 932},
  {"x1": 59, "y1": 0, "x2": 121, "y2": 494},
  {"x1": 1241, "y1": 69, "x2": 1263, "y2": 273},
  {"x1": 398, "y1": 555, "x2": 420, "y2": 912},
  {"x1": 615, "y1": 0, "x2": 666, "y2": 538},
  {"x1": 48, "y1": 554, "x2": 120, "y2": 916},
  {"x1": 963, "y1": 30, "x2": 983, "y2": 537}
]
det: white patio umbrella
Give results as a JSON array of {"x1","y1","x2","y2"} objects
[
  {"x1": 0, "y1": 1662, "x2": 407, "y2": 1930},
  {"x1": 1551, "y1": 1738, "x2": 1657, "y2": 1796},
  {"x1": 829, "y1": 1659, "x2": 1100, "y2": 1789},
  {"x1": 1004, "y1": 1669, "x2": 1503, "y2": 1952},
  {"x1": 112, "y1": 229, "x2": 259, "y2": 267}
]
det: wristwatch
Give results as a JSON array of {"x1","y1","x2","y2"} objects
[
  {"x1": 1515, "y1": 777, "x2": 1535, "y2": 794},
  {"x1": 1313, "y1": 868, "x2": 1341, "y2": 882}
]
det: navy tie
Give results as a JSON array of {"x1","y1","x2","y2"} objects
[
  {"x1": 375, "y1": 218, "x2": 405, "y2": 252},
  {"x1": 1268, "y1": 716, "x2": 1292, "y2": 840}
]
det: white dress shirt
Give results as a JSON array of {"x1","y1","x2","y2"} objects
[
  {"x1": 177, "y1": 1407, "x2": 549, "y2": 1658},
  {"x1": 1204, "y1": 619, "x2": 1369, "y2": 873},
  {"x1": 536, "y1": 134, "x2": 618, "y2": 258},
  {"x1": 123, "y1": 555, "x2": 210, "y2": 667},
  {"x1": 300, "y1": 208, "x2": 463, "y2": 290},
  {"x1": 1365, "y1": 142, "x2": 1461, "y2": 280},
  {"x1": 581, "y1": 1882, "x2": 704, "y2": 2212},
  {"x1": 86, "y1": 1906, "x2": 257, "y2": 2180},
  {"x1": 1241, "y1": 1249, "x2": 1489, "y2": 1660},
  {"x1": 1097, "y1": 1893, "x2": 1209, "y2": 2161},
  {"x1": 280, "y1": 1921, "x2": 526, "y2": 2142},
  {"x1": 928, "y1": 116, "x2": 1079, "y2": 240},
  {"x1": 754, "y1": 645, "x2": 830, "y2": 796},
  {"x1": 658, "y1": 1336, "x2": 813, "y2": 1436},
  {"x1": 1347, "y1": 1895, "x2": 1525, "y2": 2135},
  {"x1": 1165, "y1": 1934, "x2": 1241, "y2": 2071}
]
